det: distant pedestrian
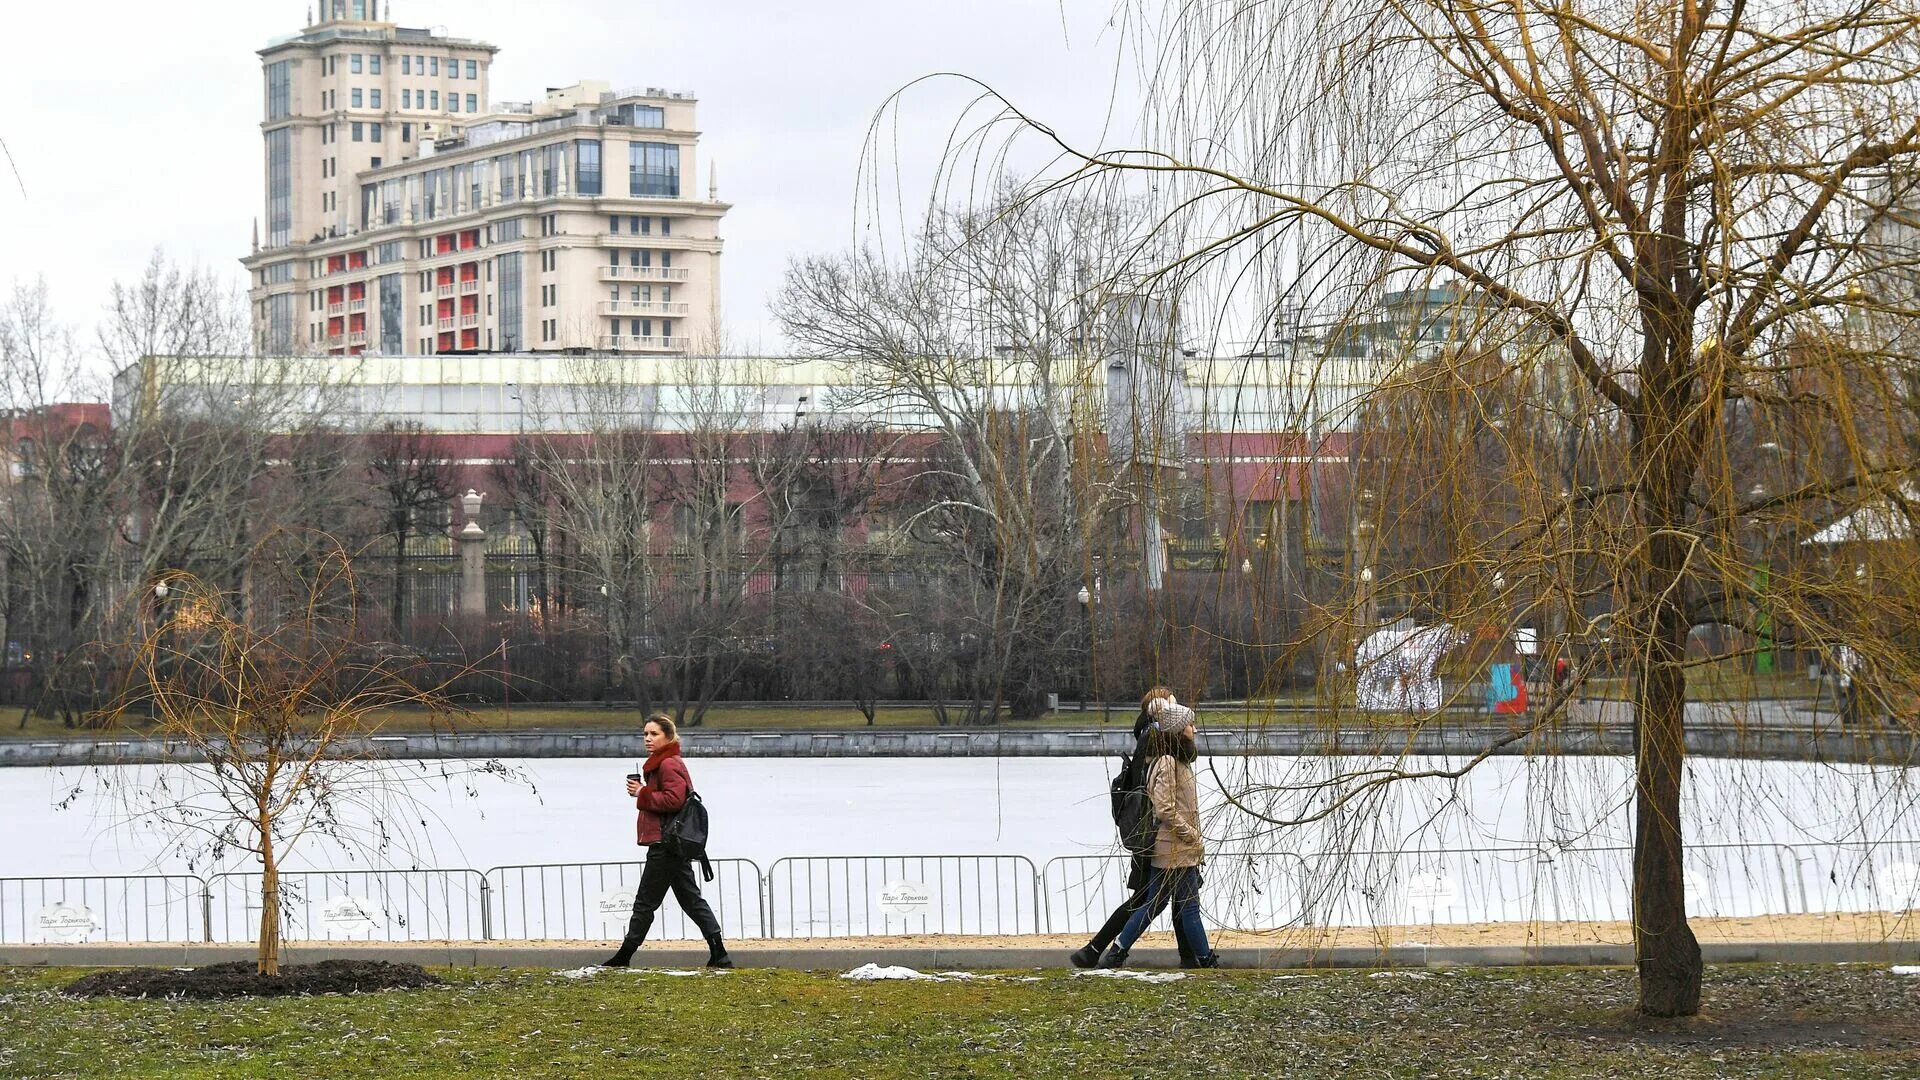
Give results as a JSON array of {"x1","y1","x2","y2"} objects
[
  {"x1": 1098, "y1": 696, "x2": 1217, "y2": 969},
  {"x1": 1836, "y1": 646, "x2": 1865, "y2": 729},
  {"x1": 604, "y1": 714, "x2": 732, "y2": 969},
  {"x1": 1070, "y1": 688, "x2": 1202, "y2": 969}
]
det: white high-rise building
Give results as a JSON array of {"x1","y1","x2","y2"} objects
[{"x1": 242, "y1": 1, "x2": 729, "y2": 358}]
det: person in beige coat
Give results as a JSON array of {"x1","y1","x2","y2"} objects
[{"x1": 1099, "y1": 697, "x2": 1218, "y2": 968}]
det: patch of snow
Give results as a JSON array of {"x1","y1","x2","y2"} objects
[
  {"x1": 841, "y1": 964, "x2": 942, "y2": 981},
  {"x1": 622, "y1": 968, "x2": 709, "y2": 977},
  {"x1": 1889, "y1": 965, "x2": 1920, "y2": 975},
  {"x1": 1368, "y1": 970, "x2": 1435, "y2": 980},
  {"x1": 1072, "y1": 969, "x2": 1188, "y2": 983},
  {"x1": 553, "y1": 966, "x2": 607, "y2": 979}
]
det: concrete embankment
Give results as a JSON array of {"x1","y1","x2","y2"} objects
[{"x1": 2, "y1": 714, "x2": 1912, "y2": 767}]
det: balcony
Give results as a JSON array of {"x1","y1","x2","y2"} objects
[
  {"x1": 346, "y1": 331, "x2": 369, "y2": 347},
  {"x1": 599, "y1": 265, "x2": 691, "y2": 283},
  {"x1": 347, "y1": 298, "x2": 368, "y2": 314},
  {"x1": 326, "y1": 333, "x2": 345, "y2": 349},
  {"x1": 326, "y1": 302, "x2": 346, "y2": 316},
  {"x1": 436, "y1": 317, "x2": 456, "y2": 332},
  {"x1": 598, "y1": 335, "x2": 691, "y2": 352},
  {"x1": 599, "y1": 300, "x2": 691, "y2": 316},
  {"x1": 459, "y1": 279, "x2": 481, "y2": 295},
  {"x1": 436, "y1": 283, "x2": 456, "y2": 299},
  {"x1": 459, "y1": 313, "x2": 480, "y2": 329}
]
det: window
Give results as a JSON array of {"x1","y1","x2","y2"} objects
[
  {"x1": 498, "y1": 252, "x2": 523, "y2": 350},
  {"x1": 266, "y1": 61, "x2": 291, "y2": 121},
  {"x1": 466, "y1": 60, "x2": 478, "y2": 80},
  {"x1": 416, "y1": 54, "x2": 425, "y2": 72},
  {"x1": 496, "y1": 217, "x2": 523, "y2": 241},
  {"x1": 467, "y1": 94, "x2": 477, "y2": 113},
  {"x1": 370, "y1": 89, "x2": 381, "y2": 108},
  {"x1": 575, "y1": 140, "x2": 602, "y2": 195},
  {"x1": 266, "y1": 128, "x2": 292, "y2": 247},
  {"x1": 448, "y1": 60, "x2": 459, "y2": 81},
  {"x1": 431, "y1": 57, "x2": 440, "y2": 76},
  {"x1": 351, "y1": 54, "x2": 363, "y2": 74},
  {"x1": 610, "y1": 216, "x2": 620, "y2": 234},
  {"x1": 661, "y1": 218, "x2": 671, "y2": 237},
  {"x1": 370, "y1": 123, "x2": 382, "y2": 141},
  {"x1": 402, "y1": 89, "x2": 411, "y2": 108},
  {"x1": 352, "y1": 121, "x2": 363, "y2": 141},
  {"x1": 401, "y1": 122, "x2": 412, "y2": 142},
  {"x1": 377, "y1": 240, "x2": 403, "y2": 263},
  {"x1": 662, "y1": 319, "x2": 673, "y2": 340},
  {"x1": 351, "y1": 88, "x2": 363, "y2": 108},
  {"x1": 266, "y1": 261, "x2": 294, "y2": 284},
  {"x1": 661, "y1": 251, "x2": 672, "y2": 268},
  {"x1": 449, "y1": 95, "x2": 459, "y2": 114},
  {"x1": 402, "y1": 55, "x2": 411, "y2": 75},
  {"x1": 637, "y1": 215, "x2": 648, "y2": 235},
  {"x1": 370, "y1": 55, "x2": 381, "y2": 75},
  {"x1": 629, "y1": 142, "x2": 680, "y2": 197},
  {"x1": 430, "y1": 91, "x2": 439, "y2": 109},
  {"x1": 631, "y1": 105, "x2": 665, "y2": 128}
]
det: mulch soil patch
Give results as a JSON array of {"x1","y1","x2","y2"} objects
[{"x1": 62, "y1": 959, "x2": 440, "y2": 1000}]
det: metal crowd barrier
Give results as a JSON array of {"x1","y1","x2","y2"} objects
[
  {"x1": 0, "y1": 874, "x2": 206, "y2": 943},
  {"x1": 483, "y1": 859, "x2": 765, "y2": 941},
  {"x1": 765, "y1": 855, "x2": 1043, "y2": 937},
  {"x1": 206, "y1": 869, "x2": 488, "y2": 943},
  {"x1": 6, "y1": 840, "x2": 1920, "y2": 944}
]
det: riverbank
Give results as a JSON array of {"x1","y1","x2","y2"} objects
[{"x1": 2, "y1": 708, "x2": 1910, "y2": 766}]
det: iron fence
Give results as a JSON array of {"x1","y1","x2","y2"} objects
[
  {"x1": 765, "y1": 855, "x2": 1043, "y2": 937},
  {"x1": 483, "y1": 859, "x2": 765, "y2": 941},
  {"x1": 206, "y1": 869, "x2": 487, "y2": 943},
  {"x1": 7, "y1": 840, "x2": 1920, "y2": 945},
  {"x1": 0, "y1": 874, "x2": 205, "y2": 943}
]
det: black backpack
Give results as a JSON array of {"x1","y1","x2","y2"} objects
[
  {"x1": 660, "y1": 791, "x2": 715, "y2": 881},
  {"x1": 1110, "y1": 747, "x2": 1157, "y2": 856}
]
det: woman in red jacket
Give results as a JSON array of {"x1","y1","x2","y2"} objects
[{"x1": 603, "y1": 714, "x2": 732, "y2": 968}]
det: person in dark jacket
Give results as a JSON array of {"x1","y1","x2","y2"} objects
[
  {"x1": 1069, "y1": 687, "x2": 1202, "y2": 969},
  {"x1": 603, "y1": 714, "x2": 732, "y2": 968}
]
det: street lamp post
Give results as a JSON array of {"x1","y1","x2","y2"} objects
[{"x1": 1077, "y1": 584, "x2": 1092, "y2": 712}]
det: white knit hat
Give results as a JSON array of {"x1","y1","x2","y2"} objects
[{"x1": 1151, "y1": 699, "x2": 1195, "y2": 733}]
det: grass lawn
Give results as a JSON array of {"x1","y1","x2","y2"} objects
[{"x1": 3, "y1": 964, "x2": 1918, "y2": 1078}]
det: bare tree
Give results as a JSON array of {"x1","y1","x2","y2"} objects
[
  {"x1": 100, "y1": 533, "x2": 504, "y2": 975},
  {"x1": 363, "y1": 421, "x2": 454, "y2": 635},
  {"x1": 777, "y1": 185, "x2": 1138, "y2": 719}
]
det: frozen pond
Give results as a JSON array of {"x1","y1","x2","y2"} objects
[{"x1": 3, "y1": 755, "x2": 1918, "y2": 942}]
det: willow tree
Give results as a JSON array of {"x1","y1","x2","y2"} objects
[
  {"x1": 945, "y1": 0, "x2": 1920, "y2": 1014},
  {"x1": 105, "y1": 535, "x2": 492, "y2": 975}
]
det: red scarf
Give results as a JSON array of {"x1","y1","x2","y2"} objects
[{"x1": 643, "y1": 739, "x2": 682, "y2": 775}]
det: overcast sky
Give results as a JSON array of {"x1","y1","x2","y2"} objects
[{"x1": 0, "y1": 0, "x2": 1140, "y2": 365}]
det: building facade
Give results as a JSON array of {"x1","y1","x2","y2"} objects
[{"x1": 242, "y1": 1, "x2": 728, "y2": 359}]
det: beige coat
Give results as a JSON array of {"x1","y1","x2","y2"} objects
[{"x1": 1146, "y1": 753, "x2": 1204, "y2": 868}]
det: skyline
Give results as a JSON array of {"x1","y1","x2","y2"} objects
[{"x1": 0, "y1": 0, "x2": 1137, "y2": 384}]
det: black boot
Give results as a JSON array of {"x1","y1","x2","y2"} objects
[
  {"x1": 1069, "y1": 944, "x2": 1101, "y2": 969},
  {"x1": 1176, "y1": 930, "x2": 1198, "y2": 969},
  {"x1": 1096, "y1": 945, "x2": 1129, "y2": 969},
  {"x1": 1195, "y1": 952, "x2": 1221, "y2": 969},
  {"x1": 704, "y1": 931, "x2": 734, "y2": 969},
  {"x1": 603, "y1": 911, "x2": 654, "y2": 968}
]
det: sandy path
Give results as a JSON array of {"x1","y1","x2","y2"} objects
[{"x1": 53, "y1": 911, "x2": 1919, "y2": 952}]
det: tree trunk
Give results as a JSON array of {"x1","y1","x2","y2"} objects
[
  {"x1": 1630, "y1": 377, "x2": 1704, "y2": 1017},
  {"x1": 257, "y1": 798, "x2": 281, "y2": 977}
]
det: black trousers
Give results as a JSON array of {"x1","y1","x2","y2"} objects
[{"x1": 624, "y1": 845, "x2": 722, "y2": 941}]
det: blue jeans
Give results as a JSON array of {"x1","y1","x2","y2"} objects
[{"x1": 1115, "y1": 865, "x2": 1209, "y2": 956}]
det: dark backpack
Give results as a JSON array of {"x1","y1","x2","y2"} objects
[
  {"x1": 660, "y1": 791, "x2": 715, "y2": 881},
  {"x1": 1110, "y1": 748, "x2": 1157, "y2": 856}
]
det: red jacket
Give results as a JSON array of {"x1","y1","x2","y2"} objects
[{"x1": 633, "y1": 740, "x2": 691, "y2": 846}]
